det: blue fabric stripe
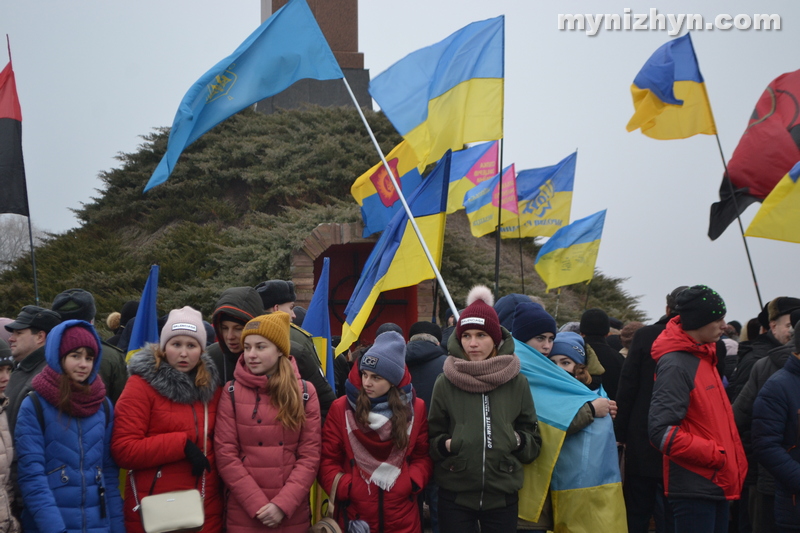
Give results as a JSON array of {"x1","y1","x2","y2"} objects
[
  {"x1": 368, "y1": 16, "x2": 504, "y2": 135},
  {"x1": 449, "y1": 141, "x2": 497, "y2": 184},
  {"x1": 462, "y1": 164, "x2": 512, "y2": 214},
  {"x1": 632, "y1": 33, "x2": 702, "y2": 106},
  {"x1": 536, "y1": 210, "x2": 606, "y2": 259},
  {"x1": 516, "y1": 152, "x2": 577, "y2": 198},
  {"x1": 360, "y1": 169, "x2": 423, "y2": 237},
  {"x1": 789, "y1": 161, "x2": 800, "y2": 183}
]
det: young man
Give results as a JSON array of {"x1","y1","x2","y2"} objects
[
  {"x1": 649, "y1": 285, "x2": 747, "y2": 533},
  {"x1": 208, "y1": 286, "x2": 264, "y2": 383}
]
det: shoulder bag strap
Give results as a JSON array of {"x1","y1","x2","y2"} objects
[
  {"x1": 201, "y1": 402, "x2": 208, "y2": 499},
  {"x1": 326, "y1": 472, "x2": 344, "y2": 519}
]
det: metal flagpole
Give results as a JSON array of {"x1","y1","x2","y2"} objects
[
  {"x1": 493, "y1": 140, "x2": 504, "y2": 299},
  {"x1": 341, "y1": 77, "x2": 461, "y2": 320}
]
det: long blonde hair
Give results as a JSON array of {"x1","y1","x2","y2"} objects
[{"x1": 267, "y1": 356, "x2": 306, "y2": 431}]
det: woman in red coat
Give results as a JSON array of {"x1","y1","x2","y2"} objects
[
  {"x1": 319, "y1": 331, "x2": 432, "y2": 533},
  {"x1": 111, "y1": 307, "x2": 223, "y2": 533},
  {"x1": 215, "y1": 312, "x2": 321, "y2": 533}
]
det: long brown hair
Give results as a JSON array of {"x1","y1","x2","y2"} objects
[
  {"x1": 355, "y1": 385, "x2": 411, "y2": 450},
  {"x1": 56, "y1": 351, "x2": 93, "y2": 416},
  {"x1": 152, "y1": 343, "x2": 213, "y2": 389},
  {"x1": 267, "y1": 356, "x2": 306, "y2": 431}
]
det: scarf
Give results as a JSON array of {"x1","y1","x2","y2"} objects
[
  {"x1": 443, "y1": 354, "x2": 520, "y2": 393},
  {"x1": 343, "y1": 375, "x2": 414, "y2": 491},
  {"x1": 32, "y1": 365, "x2": 107, "y2": 418}
]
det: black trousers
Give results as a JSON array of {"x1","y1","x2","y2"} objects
[
  {"x1": 438, "y1": 488, "x2": 518, "y2": 533},
  {"x1": 623, "y1": 473, "x2": 674, "y2": 533}
]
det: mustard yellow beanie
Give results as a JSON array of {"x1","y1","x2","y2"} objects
[{"x1": 241, "y1": 312, "x2": 291, "y2": 357}]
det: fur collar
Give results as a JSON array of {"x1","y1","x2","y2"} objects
[{"x1": 128, "y1": 343, "x2": 220, "y2": 404}]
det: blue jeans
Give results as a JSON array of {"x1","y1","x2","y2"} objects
[{"x1": 668, "y1": 498, "x2": 728, "y2": 533}]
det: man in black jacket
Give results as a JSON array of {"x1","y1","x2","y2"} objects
[{"x1": 580, "y1": 308, "x2": 624, "y2": 400}]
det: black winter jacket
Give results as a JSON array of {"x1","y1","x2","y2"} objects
[
  {"x1": 727, "y1": 331, "x2": 783, "y2": 402},
  {"x1": 405, "y1": 339, "x2": 446, "y2": 410},
  {"x1": 583, "y1": 335, "x2": 624, "y2": 400}
]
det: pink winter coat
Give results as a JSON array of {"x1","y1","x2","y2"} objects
[{"x1": 214, "y1": 356, "x2": 321, "y2": 533}]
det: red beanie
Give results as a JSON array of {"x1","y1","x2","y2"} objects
[
  {"x1": 60, "y1": 326, "x2": 99, "y2": 358},
  {"x1": 456, "y1": 285, "x2": 502, "y2": 346}
]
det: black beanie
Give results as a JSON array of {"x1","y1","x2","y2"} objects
[
  {"x1": 676, "y1": 285, "x2": 726, "y2": 330},
  {"x1": 409, "y1": 321, "x2": 442, "y2": 342},
  {"x1": 512, "y1": 302, "x2": 556, "y2": 343},
  {"x1": 580, "y1": 308, "x2": 610, "y2": 336}
]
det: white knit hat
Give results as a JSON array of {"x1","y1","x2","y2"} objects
[{"x1": 160, "y1": 306, "x2": 206, "y2": 350}]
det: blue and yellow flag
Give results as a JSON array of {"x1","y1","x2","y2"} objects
[
  {"x1": 336, "y1": 152, "x2": 452, "y2": 355},
  {"x1": 626, "y1": 33, "x2": 716, "y2": 140},
  {"x1": 463, "y1": 164, "x2": 517, "y2": 237},
  {"x1": 516, "y1": 340, "x2": 626, "y2": 531},
  {"x1": 369, "y1": 17, "x2": 503, "y2": 170},
  {"x1": 126, "y1": 265, "x2": 160, "y2": 362},
  {"x1": 144, "y1": 0, "x2": 343, "y2": 191},
  {"x1": 535, "y1": 210, "x2": 606, "y2": 291},
  {"x1": 745, "y1": 161, "x2": 800, "y2": 243},
  {"x1": 501, "y1": 152, "x2": 576, "y2": 239},
  {"x1": 446, "y1": 141, "x2": 499, "y2": 214},
  {"x1": 352, "y1": 141, "x2": 422, "y2": 237},
  {"x1": 303, "y1": 257, "x2": 335, "y2": 388}
]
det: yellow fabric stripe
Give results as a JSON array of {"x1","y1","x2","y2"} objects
[
  {"x1": 404, "y1": 78, "x2": 503, "y2": 169},
  {"x1": 534, "y1": 239, "x2": 600, "y2": 291},
  {"x1": 551, "y1": 482, "x2": 627, "y2": 532},
  {"x1": 502, "y1": 191, "x2": 573, "y2": 239},
  {"x1": 745, "y1": 174, "x2": 800, "y2": 244},
  {"x1": 626, "y1": 80, "x2": 716, "y2": 139},
  {"x1": 519, "y1": 422, "x2": 566, "y2": 522}
]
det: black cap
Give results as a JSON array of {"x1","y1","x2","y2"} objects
[
  {"x1": 409, "y1": 321, "x2": 443, "y2": 342},
  {"x1": 4, "y1": 306, "x2": 61, "y2": 333},
  {"x1": 255, "y1": 280, "x2": 296, "y2": 310},
  {"x1": 51, "y1": 288, "x2": 96, "y2": 322},
  {"x1": 580, "y1": 308, "x2": 610, "y2": 336}
]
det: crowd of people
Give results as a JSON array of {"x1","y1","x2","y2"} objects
[{"x1": 0, "y1": 280, "x2": 797, "y2": 533}]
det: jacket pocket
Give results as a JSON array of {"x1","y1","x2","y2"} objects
[
  {"x1": 499, "y1": 455, "x2": 522, "y2": 475},
  {"x1": 439, "y1": 457, "x2": 467, "y2": 474}
]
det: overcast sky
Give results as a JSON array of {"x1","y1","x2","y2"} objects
[{"x1": 1, "y1": 0, "x2": 797, "y2": 325}]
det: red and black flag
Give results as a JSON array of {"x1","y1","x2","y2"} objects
[
  {"x1": 708, "y1": 69, "x2": 800, "y2": 240},
  {"x1": 0, "y1": 60, "x2": 29, "y2": 216}
]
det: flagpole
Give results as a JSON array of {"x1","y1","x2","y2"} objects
[
  {"x1": 517, "y1": 214, "x2": 524, "y2": 293},
  {"x1": 714, "y1": 133, "x2": 763, "y2": 309},
  {"x1": 341, "y1": 77, "x2": 461, "y2": 320},
  {"x1": 494, "y1": 140, "x2": 505, "y2": 299}
]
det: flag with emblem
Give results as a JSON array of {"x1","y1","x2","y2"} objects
[
  {"x1": 144, "y1": 0, "x2": 343, "y2": 191},
  {"x1": 446, "y1": 141, "x2": 499, "y2": 214},
  {"x1": 463, "y1": 164, "x2": 518, "y2": 237}
]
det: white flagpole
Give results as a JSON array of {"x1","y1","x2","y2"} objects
[{"x1": 340, "y1": 77, "x2": 460, "y2": 321}]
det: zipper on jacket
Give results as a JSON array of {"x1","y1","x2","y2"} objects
[
  {"x1": 78, "y1": 419, "x2": 87, "y2": 533},
  {"x1": 479, "y1": 393, "x2": 489, "y2": 509},
  {"x1": 46, "y1": 464, "x2": 67, "y2": 477}
]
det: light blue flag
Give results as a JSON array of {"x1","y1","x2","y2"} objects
[
  {"x1": 144, "y1": 0, "x2": 343, "y2": 191},
  {"x1": 126, "y1": 265, "x2": 160, "y2": 361},
  {"x1": 304, "y1": 257, "x2": 335, "y2": 388}
]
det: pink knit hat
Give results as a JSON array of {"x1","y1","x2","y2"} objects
[
  {"x1": 60, "y1": 326, "x2": 99, "y2": 358},
  {"x1": 160, "y1": 306, "x2": 206, "y2": 350}
]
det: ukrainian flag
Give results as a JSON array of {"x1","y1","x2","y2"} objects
[
  {"x1": 368, "y1": 16, "x2": 503, "y2": 170},
  {"x1": 463, "y1": 164, "x2": 517, "y2": 237},
  {"x1": 626, "y1": 33, "x2": 716, "y2": 140},
  {"x1": 534, "y1": 210, "x2": 605, "y2": 292},
  {"x1": 303, "y1": 257, "x2": 335, "y2": 388},
  {"x1": 502, "y1": 152, "x2": 576, "y2": 239},
  {"x1": 446, "y1": 141, "x2": 499, "y2": 214},
  {"x1": 126, "y1": 265, "x2": 160, "y2": 362},
  {"x1": 516, "y1": 340, "x2": 626, "y2": 531},
  {"x1": 352, "y1": 141, "x2": 422, "y2": 237},
  {"x1": 336, "y1": 151, "x2": 452, "y2": 355},
  {"x1": 745, "y1": 161, "x2": 800, "y2": 243}
]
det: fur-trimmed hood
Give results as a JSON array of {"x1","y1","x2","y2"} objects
[{"x1": 128, "y1": 343, "x2": 220, "y2": 404}]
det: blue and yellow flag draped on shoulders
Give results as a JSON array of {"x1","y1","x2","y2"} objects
[
  {"x1": 501, "y1": 151, "x2": 576, "y2": 239},
  {"x1": 745, "y1": 161, "x2": 800, "y2": 244},
  {"x1": 144, "y1": 0, "x2": 343, "y2": 191},
  {"x1": 535, "y1": 210, "x2": 606, "y2": 291},
  {"x1": 303, "y1": 257, "x2": 335, "y2": 388},
  {"x1": 515, "y1": 340, "x2": 626, "y2": 532},
  {"x1": 446, "y1": 141, "x2": 499, "y2": 214},
  {"x1": 352, "y1": 141, "x2": 422, "y2": 237},
  {"x1": 126, "y1": 265, "x2": 160, "y2": 362},
  {"x1": 336, "y1": 152, "x2": 452, "y2": 355},
  {"x1": 626, "y1": 33, "x2": 716, "y2": 140},
  {"x1": 464, "y1": 164, "x2": 517, "y2": 237},
  {"x1": 368, "y1": 16, "x2": 504, "y2": 170}
]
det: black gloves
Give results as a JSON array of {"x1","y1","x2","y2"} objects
[{"x1": 184, "y1": 440, "x2": 210, "y2": 477}]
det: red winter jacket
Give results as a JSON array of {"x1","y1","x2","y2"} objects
[
  {"x1": 111, "y1": 347, "x2": 223, "y2": 533},
  {"x1": 648, "y1": 317, "x2": 747, "y2": 501},
  {"x1": 318, "y1": 367, "x2": 432, "y2": 533},
  {"x1": 214, "y1": 356, "x2": 321, "y2": 533}
]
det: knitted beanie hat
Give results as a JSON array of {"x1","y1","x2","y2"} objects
[
  {"x1": 512, "y1": 302, "x2": 556, "y2": 343},
  {"x1": 60, "y1": 325, "x2": 99, "y2": 358},
  {"x1": 359, "y1": 331, "x2": 406, "y2": 387},
  {"x1": 0, "y1": 339, "x2": 13, "y2": 368},
  {"x1": 376, "y1": 322, "x2": 404, "y2": 338},
  {"x1": 550, "y1": 332, "x2": 586, "y2": 365},
  {"x1": 160, "y1": 306, "x2": 207, "y2": 350},
  {"x1": 408, "y1": 321, "x2": 442, "y2": 343},
  {"x1": 580, "y1": 308, "x2": 610, "y2": 336},
  {"x1": 241, "y1": 312, "x2": 291, "y2": 358},
  {"x1": 456, "y1": 285, "x2": 502, "y2": 346},
  {"x1": 675, "y1": 285, "x2": 727, "y2": 330}
]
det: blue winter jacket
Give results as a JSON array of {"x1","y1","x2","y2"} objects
[
  {"x1": 15, "y1": 320, "x2": 124, "y2": 533},
  {"x1": 752, "y1": 352, "x2": 800, "y2": 530}
]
